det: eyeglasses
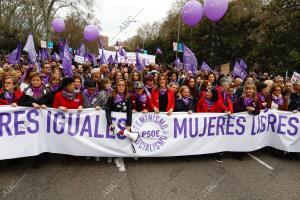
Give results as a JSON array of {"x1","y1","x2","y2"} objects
[
  {"x1": 148, "y1": 79, "x2": 154, "y2": 82},
  {"x1": 274, "y1": 89, "x2": 281, "y2": 92}
]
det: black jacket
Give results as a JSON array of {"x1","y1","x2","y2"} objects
[
  {"x1": 105, "y1": 96, "x2": 132, "y2": 126},
  {"x1": 288, "y1": 92, "x2": 300, "y2": 111},
  {"x1": 174, "y1": 97, "x2": 195, "y2": 112}
]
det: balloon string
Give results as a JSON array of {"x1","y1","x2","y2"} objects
[
  {"x1": 190, "y1": 27, "x2": 193, "y2": 49},
  {"x1": 210, "y1": 22, "x2": 216, "y2": 65}
]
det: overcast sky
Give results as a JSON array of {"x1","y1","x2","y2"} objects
[{"x1": 95, "y1": 0, "x2": 175, "y2": 45}]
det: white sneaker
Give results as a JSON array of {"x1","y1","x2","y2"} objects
[
  {"x1": 115, "y1": 158, "x2": 126, "y2": 172},
  {"x1": 107, "y1": 157, "x2": 112, "y2": 163},
  {"x1": 95, "y1": 157, "x2": 100, "y2": 162},
  {"x1": 133, "y1": 157, "x2": 138, "y2": 161},
  {"x1": 86, "y1": 157, "x2": 91, "y2": 160}
]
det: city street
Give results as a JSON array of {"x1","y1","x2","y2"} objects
[{"x1": 0, "y1": 150, "x2": 299, "y2": 200}]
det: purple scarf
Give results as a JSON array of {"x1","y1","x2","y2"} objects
[
  {"x1": 83, "y1": 89, "x2": 99, "y2": 106},
  {"x1": 257, "y1": 93, "x2": 265, "y2": 102},
  {"x1": 50, "y1": 84, "x2": 60, "y2": 92},
  {"x1": 62, "y1": 90, "x2": 77, "y2": 100},
  {"x1": 105, "y1": 87, "x2": 113, "y2": 94},
  {"x1": 159, "y1": 88, "x2": 167, "y2": 95},
  {"x1": 205, "y1": 98, "x2": 215, "y2": 109},
  {"x1": 244, "y1": 97, "x2": 254, "y2": 107},
  {"x1": 134, "y1": 93, "x2": 147, "y2": 103},
  {"x1": 182, "y1": 97, "x2": 190, "y2": 106},
  {"x1": 272, "y1": 94, "x2": 284, "y2": 106},
  {"x1": 114, "y1": 93, "x2": 125, "y2": 104},
  {"x1": 4, "y1": 91, "x2": 14, "y2": 104},
  {"x1": 41, "y1": 74, "x2": 51, "y2": 85},
  {"x1": 31, "y1": 86, "x2": 44, "y2": 100}
]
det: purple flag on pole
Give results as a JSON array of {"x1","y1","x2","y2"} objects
[
  {"x1": 40, "y1": 48, "x2": 49, "y2": 61},
  {"x1": 112, "y1": 52, "x2": 118, "y2": 65},
  {"x1": 239, "y1": 59, "x2": 247, "y2": 70},
  {"x1": 118, "y1": 48, "x2": 127, "y2": 58},
  {"x1": 99, "y1": 48, "x2": 107, "y2": 65},
  {"x1": 200, "y1": 61, "x2": 212, "y2": 72},
  {"x1": 23, "y1": 33, "x2": 37, "y2": 64},
  {"x1": 155, "y1": 48, "x2": 163, "y2": 55},
  {"x1": 51, "y1": 52, "x2": 60, "y2": 61},
  {"x1": 232, "y1": 60, "x2": 247, "y2": 80},
  {"x1": 136, "y1": 51, "x2": 143, "y2": 72},
  {"x1": 174, "y1": 57, "x2": 181, "y2": 65},
  {"x1": 62, "y1": 41, "x2": 73, "y2": 77},
  {"x1": 76, "y1": 43, "x2": 86, "y2": 57},
  {"x1": 183, "y1": 44, "x2": 197, "y2": 73},
  {"x1": 107, "y1": 55, "x2": 113, "y2": 65},
  {"x1": 8, "y1": 43, "x2": 22, "y2": 65}
]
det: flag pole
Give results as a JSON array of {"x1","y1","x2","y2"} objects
[
  {"x1": 210, "y1": 22, "x2": 216, "y2": 68},
  {"x1": 176, "y1": 14, "x2": 181, "y2": 59}
]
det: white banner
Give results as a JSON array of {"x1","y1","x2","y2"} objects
[
  {"x1": 99, "y1": 49, "x2": 156, "y2": 65},
  {"x1": 0, "y1": 106, "x2": 300, "y2": 160}
]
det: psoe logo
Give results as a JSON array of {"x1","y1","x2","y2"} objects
[{"x1": 131, "y1": 113, "x2": 169, "y2": 152}]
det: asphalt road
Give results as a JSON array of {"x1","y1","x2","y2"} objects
[{"x1": 0, "y1": 150, "x2": 299, "y2": 200}]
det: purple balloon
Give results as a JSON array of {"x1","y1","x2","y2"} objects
[
  {"x1": 181, "y1": 0, "x2": 204, "y2": 27},
  {"x1": 204, "y1": 0, "x2": 228, "y2": 22},
  {"x1": 52, "y1": 18, "x2": 65, "y2": 33},
  {"x1": 83, "y1": 25, "x2": 99, "y2": 42}
]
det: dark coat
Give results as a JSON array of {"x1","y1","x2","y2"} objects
[
  {"x1": 105, "y1": 96, "x2": 132, "y2": 126},
  {"x1": 174, "y1": 96, "x2": 195, "y2": 112},
  {"x1": 288, "y1": 92, "x2": 300, "y2": 111},
  {"x1": 234, "y1": 97, "x2": 260, "y2": 115}
]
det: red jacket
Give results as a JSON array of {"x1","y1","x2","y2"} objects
[
  {"x1": 196, "y1": 97, "x2": 227, "y2": 113},
  {"x1": 53, "y1": 91, "x2": 83, "y2": 109},
  {"x1": 215, "y1": 86, "x2": 233, "y2": 112},
  {"x1": 150, "y1": 88, "x2": 174, "y2": 112},
  {"x1": 0, "y1": 90, "x2": 23, "y2": 105}
]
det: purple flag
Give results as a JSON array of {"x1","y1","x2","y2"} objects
[
  {"x1": 136, "y1": 52, "x2": 143, "y2": 72},
  {"x1": 99, "y1": 48, "x2": 107, "y2": 65},
  {"x1": 40, "y1": 48, "x2": 49, "y2": 61},
  {"x1": 200, "y1": 61, "x2": 212, "y2": 72},
  {"x1": 183, "y1": 44, "x2": 197, "y2": 73},
  {"x1": 8, "y1": 43, "x2": 22, "y2": 65},
  {"x1": 23, "y1": 33, "x2": 37, "y2": 64},
  {"x1": 76, "y1": 43, "x2": 86, "y2": 57},
  {"x1": 155, "y1": 48, "x2": 163, "y2": 55},
  {"x1": 85, "y1": 53, "x2": 97, "y2": 67},
  {"x1": 51, "y1": 52, "x2": 60, "y2": 61},
  {"x1": 113, "y1": 52, "x2": 118, "y2": 65},
  {"x1": 62, "y1": 41, "x2": 73, "y2": 77},
  {"x1": 118, "y1": 48, "x2": 127, "y2": 58},
  {"x1": 174, "y1": 57, "x2": 181, "y2": 65},
  {"x1": 107, "y1": 55, "x2": 113, "y2": 65},
  {"x1": 232, "y1": 61, "x2": 247, "y2": 80},
  {"x1": 239, "y1": 59, "x2": 247, "y2": 70}
]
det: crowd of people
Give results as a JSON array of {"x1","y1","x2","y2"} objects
[{"x1": 0, "y1": 56, "x2": 300, "y2": 166}]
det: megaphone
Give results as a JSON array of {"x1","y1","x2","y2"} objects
[{"x1": 119, "y1": 129, "x2": 139, "y2": 142}]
